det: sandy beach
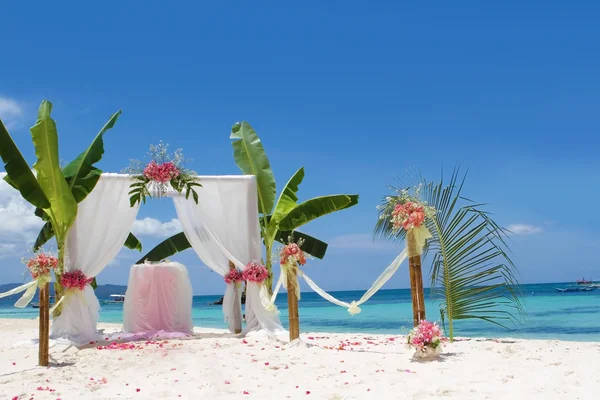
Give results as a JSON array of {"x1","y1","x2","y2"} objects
[{"x1": 0, "y1": 319, "x2": 598, "y2": 399}]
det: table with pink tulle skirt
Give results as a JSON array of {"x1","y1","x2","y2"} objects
[{"x1": 123, "y1": 261, "x2": 193, "y2": 335}]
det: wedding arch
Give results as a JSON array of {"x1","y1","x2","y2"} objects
[{"x1": 49, "y1": 173, "x2": 284, "y2": 345}]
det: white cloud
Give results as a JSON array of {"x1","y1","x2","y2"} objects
[
  {"x1": 507, "y1": 224, "x2": 543, "y2": 236},
  {"x1": 329, "y1": 233, "x2": 396, "y2": 251},
  {"x1": 0, "y1": 243, "x2": 17, "y2": 259},
  {"x1": 0, "y1": 96, "x2": 24, "y2": 129},
  {"x1": 0, "y1": 175, "x2": 45, "y2": 243},
  {"x1": 132, "y1": 217, "x2": 182, "y2": 237}
]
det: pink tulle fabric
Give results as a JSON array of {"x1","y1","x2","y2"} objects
[{"x1": 123, "y1": 263, "x2": 193, "y2": 335}]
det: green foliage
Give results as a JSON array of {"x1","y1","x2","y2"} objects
[
  {"x1": 140, "y1": 122, "x2": 356, "y2": 291},
  {"x1": 30, "y1": 101, "x2": 78, "y2": 238},
  {"x1": 375, "y1": 168, "x2": 524, "y2": 340}
]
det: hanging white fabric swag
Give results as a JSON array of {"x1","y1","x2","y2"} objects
[{"x1": 51, "y1": 176, "x2": 140, "y2": 345}]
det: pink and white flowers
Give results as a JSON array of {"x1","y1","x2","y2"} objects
[
  {"x1": 242, "y1": 262, "x2": 268, "y2": 283},
  {"x1": 391, "y1": 201, "x2": 426, "y2": 230},
  {"x1": 280, "y1": 242, "x2": 306, "y2": 266},
  {"x1": 407, "y1": 320, "x2": 445, "y2": 358},
  {"x1": 143, "y1": 161, "x2": 180, "y2": 183},
  {"x1": 125, "y1": 141, "x2": 201, "y2": 205},
  {"x1": 224, "y1": 268, "x2": 244, "y2": 284},
  {"x1": 24, "y1": 253, "x2": 58, "y2": 280},
  {"x1": 60, "y1": 270, "x2": 93, "y2": 291}
]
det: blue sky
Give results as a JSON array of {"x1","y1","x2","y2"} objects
[{"x1": 1, "y1": 1, "x2": 598, "y2": 294}]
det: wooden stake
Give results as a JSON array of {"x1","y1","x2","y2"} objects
[
  {"x1": 407, "y1": 231, "x2": 426, "y2": 326},
  {"x1": 286, "y1": 266, "x2": 300, "y2": 341},
  {"x1": 229, "y1": 261, "x2": 242, "y2": 334},
  {"x1": 38, "y1": 283, "x2": 49, "y2": 366}
]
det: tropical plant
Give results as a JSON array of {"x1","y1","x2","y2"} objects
[
  {"x1": 374, "y1": 168, "x2": 524, "y2": 340},
  {"x1": 136, "y1": 122, "x2": 359, "y2": 292},
  {"x1": 0, "y1": 100, "x2": 138, "y2": 302}
]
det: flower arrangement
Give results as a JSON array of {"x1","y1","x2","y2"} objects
[
  {"x1": 224, "y1": 268, "x2": 244, "y2": 284},
  {"x1": 242, "y1": 262, "x2": 269, "y2": 283},
  {"x1": 60, "y1": 270, "x2": 94, "y2": 291},
  {"x1": 379, "y1": 184, "x2": 436, "y2": 233},
  {"x1": 279, "y1": 240, "x2": 307, "y2": 266},
  {"x1": 407, "y1": 320, "x2": 445, "y2": 358},
  {"x1": 124, "y1": 141, "x2": 201, "y2": 206},
  {"x1": 23, "y1": 253, "x2": 58, "y2": 280}
]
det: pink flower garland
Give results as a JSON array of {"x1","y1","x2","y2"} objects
[
  {"x1": 224, "y1": 269, "x2": 244, "y2": 284},
  {"x1": 280, "y1": 243, "x2": 306, "y2": 266},
  {"x1": 24, "y1": 253, "x2": 58, "y2": 279},
  {"x1": 60, "y1": 270, "x2": 94, "y2": 291},
  {"x1": 242, "y1": 262, "x2": 268, "y2": 283},
  {"x1": 407, "y1": 320, "x2": 445, "y2": 353},
  {"x1": 391, "y1": 201, "x2": 426, "y2": 230},
  {"x1": 143, "y1": 161, "x2": 180, "y2": 183}
]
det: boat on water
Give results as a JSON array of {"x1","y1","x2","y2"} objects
[
  {"x1": 100, "y1": 294, "x2": 125, "y2": 304},
  {"x1": 554, "y1": 286, "x2": 596, "y2": 293},
  {"x1": 576, "y1": 278, "x2": 593, "y2": 285}
]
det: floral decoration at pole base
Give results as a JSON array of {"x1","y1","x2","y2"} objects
[
  {"x1": 407, "y1": 320, "x2": 445, "y2": 361},
  {"x1": 49, "y1": 270, "x2": 94, "y2": 315}
]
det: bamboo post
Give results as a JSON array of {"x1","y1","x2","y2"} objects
[
  {"x1": 407, "y1": 231, "x2": 426, "y2": 326},
  {"x1": 39, "y1": 283, "x2": 50, "y2": 366},
  {"x1": 286, "y1": 265, "x2": 300, "y2": 341},
  {"x1": 228, "y1": 261, "x2": 243, "y2": 334}
]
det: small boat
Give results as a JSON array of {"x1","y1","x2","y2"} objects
[
  {"x1": 554, "y1": 286, "x2": 596, "y2": 293},
  {"x1": 100, "y1": 294, "x2": 125, "y2": 304},
  {"x1": 30, "y1": 296, "x2": 55, "y2": 308},
  {"x1": 576, "y1": 278, "x2": 593, "y2": 285}
]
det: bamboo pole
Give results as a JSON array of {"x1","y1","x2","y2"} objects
[
  {"x1": 228, "y1": 261, "x2": 242, "y2": 334},
  {"x1": 38, "y1": 283, "x2": 50, "y2": 366},
  {"x1": 286, "y1": 266, "x2": 300, "y2": 341},
  {"x1": 407, "y1": 231, "x2": 426, "y2": 326}
]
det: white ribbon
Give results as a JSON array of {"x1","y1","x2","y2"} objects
[
  {"x1": 265, "y1": 225, "x2": 432, "y2": 315},
  {"x1": 0, "y1": 274, "x2": 52, "y2": 308}
]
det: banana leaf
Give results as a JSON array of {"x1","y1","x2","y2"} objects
[
  {"x1": 230, "y1": 122, "x2": 276, "y2": 216},
  {"x1": 278, "y1": 194, "x2": 359, "y2": 231},
  {"x1": 137, "y1": 228, "x2": 329, "y2": 264},
  {"x1": 136, "y1": 232, "x2": 191, "y2": 264},
  {"x1": 62, "y1": 110, "x2": 122, "y2": 202},
  {"x1": 30, "y1": 101, "x2": 77, "y2": 236},
  {"x1": 124, "y1": 233, "x2": 143, "y2": 252},
  {"x1": 33, "y1": 222, "x2": 54, "y2": 252},
  {"x1": 0, "y1": 119, "x2": 50, "y2": 209},
  {"x1": 270, "y1": 167, "x2": 304, "y2": 227}
]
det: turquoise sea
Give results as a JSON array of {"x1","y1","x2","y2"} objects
[{"x1": 1, "y1": 283, "x2": 599, "y2": 342}]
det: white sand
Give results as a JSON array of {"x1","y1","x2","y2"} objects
[{"x1": 0, "y1": 319, "x2": 598, "y2": 399}]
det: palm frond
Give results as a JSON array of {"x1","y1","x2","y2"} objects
[{"x1": 375, "y1": 167, "x2": 524, "y2": 339}]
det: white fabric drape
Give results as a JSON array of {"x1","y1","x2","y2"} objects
[
  {"x1": 172, "y1": 176, "x2": 283, "y2": 334},
  {"x1": 51, "y1": 176, "x2": 140, "y2": 345}
]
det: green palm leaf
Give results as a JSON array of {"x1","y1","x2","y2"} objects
[
  {"x1": 0, "y1": 120, "x2": 50, "y2": 209},
  {"x1": 30, "y1": 101, "x2": 77, "y2": 236},
  {"x1": 230, "y1": 122, "x2": 276, "y2": 216},
  {"x1": 375, "y1": 168, "x2": 523, "y2": 340},
  {"x1": 124, "y1": 233, "x2": 143, "y2": 252}
]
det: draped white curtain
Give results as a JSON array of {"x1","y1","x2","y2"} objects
[
  {"x1": 51, "y1": 176, "x2": 140, "y2": 345},
  {"x1": 172, "y1": 176, "x2": 283, "y2": 334}
]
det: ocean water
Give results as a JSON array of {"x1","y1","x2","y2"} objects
[{"x1": 1, "y1": 283, "x2": 599, "y2": 342}]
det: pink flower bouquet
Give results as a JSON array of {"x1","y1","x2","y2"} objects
[
  {"x1": 224, "y1": 268, "x2": 244, "y2": 284},
  {"x1": 143, "y1": 161, "x2": 180, "y2": 183},
  {"x1": 60, "y1": 270, "x2": 94, "y2": 291},
  {"x1": 242, "y1": 262, "x2": 268, "y2": 283},
  {"x1": 391, "y1": 201, "x2": 426, "y2": 231},
  {"x1": 407, "y1": 320, "x2": 445, "y2": 358},
  {"x1": 24, "y1": 253, "x2": 58, "y2": 280},
  {"x1": 280, "y1": 243, "x2": 306, "y2": 266}
]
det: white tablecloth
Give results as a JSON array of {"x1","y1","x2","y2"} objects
[{"x1": 123, "y1": 261, "x2": 193, "y2": 334}]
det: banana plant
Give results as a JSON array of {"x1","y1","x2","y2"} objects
[
  {"x1": 31, "y1": 108, "x2": 143, "y2": 253},
  {"x1": 137, "y1": 121, "x2": 359, "y2": 293},
  {"x1": 0, "y1": 101, "x2": 138, "y2": 300},
  {"x1": 374, "y1": 169, "x2": 524, "y2": 340},
  {"x1": 0, "y1": 101, "x2": 78, "y2": 313}
]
